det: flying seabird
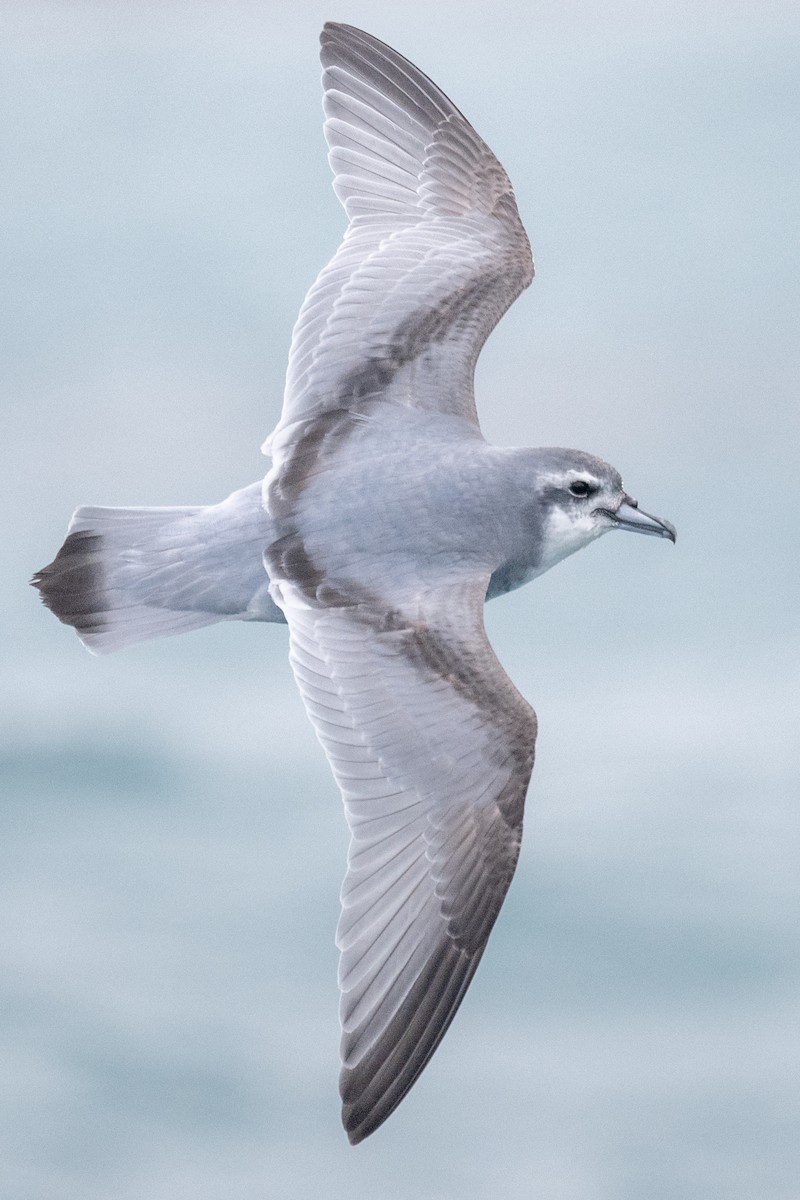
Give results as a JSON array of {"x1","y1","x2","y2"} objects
[{"x1": 33, "y1": 23, "x2": 675, "y2": 1143}]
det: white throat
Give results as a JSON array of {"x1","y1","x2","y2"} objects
[{"x1": 539, "y1": 505, "x2": 607, "y2": 575}]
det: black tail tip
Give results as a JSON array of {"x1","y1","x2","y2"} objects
[{"x1": 31, "y1": 530, "x2": 103, "y2": 629}]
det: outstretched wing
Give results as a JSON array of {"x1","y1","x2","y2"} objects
[
  {"x1": 265, "y1": 22, "x2": 533, "y2": 463},
  {"x1": 270, "y1": 568, "x2": 537, "y2": 1142}
]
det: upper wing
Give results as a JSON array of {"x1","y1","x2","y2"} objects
[
  {"x1": 269, "y1": 567, "x2": 537, "y2": 1142},
  {"x1": 264, "y1": 23, "x2": 533, "y2": 463}
]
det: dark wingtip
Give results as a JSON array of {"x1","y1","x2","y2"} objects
[
  {"x1": 31, "y1": 531, "x2": 104, "y2": 631},
  {"x1": 340, "y1": 1081, "x2": 371, "y2": 1145},
  {"x1": 341, "y1": 1095, "x2": 385, "y2": 1145},
  {"x1": 344, "y1": 1119, "x2": 366, "y2": 1147},
  {"x1": 320, "y1": 21, "x2": 350, "y2": 49}
]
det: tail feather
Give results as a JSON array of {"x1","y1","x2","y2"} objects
[{"x1": 32, "y1": 483, "x2": 285, "y2": 654}]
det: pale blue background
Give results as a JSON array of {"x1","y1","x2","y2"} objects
[{"x1": 3, "y1": 2, "x2": 799, "y2": 1197}]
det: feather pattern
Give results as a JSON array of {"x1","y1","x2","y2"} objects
[
  {"x1": 272, "y1": 572, "x2": 536, "y2": 1143},
  {"x1": 264, "y1": 22, "x2": 533, "y2": 465}
]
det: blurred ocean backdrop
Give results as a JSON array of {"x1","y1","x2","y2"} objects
[{"x1": 3, "y1": 2, "x2": 799, "y2": 1197}]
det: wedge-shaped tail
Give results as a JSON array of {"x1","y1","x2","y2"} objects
[{"x1": 32, "y1": 482, "x2": 284, "y2": 654}]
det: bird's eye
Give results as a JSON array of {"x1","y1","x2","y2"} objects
[{"x1": 569, "y1": 480, "x2": 594, "y2": 497}]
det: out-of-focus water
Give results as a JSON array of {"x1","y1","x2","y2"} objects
[{"x1": 3, "y1": 3, "x2": 799, "y2": 1197}]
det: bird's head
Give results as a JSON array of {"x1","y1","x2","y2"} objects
[{"x1": 531, "y1": 448, "x2": 676, "y2": 574}]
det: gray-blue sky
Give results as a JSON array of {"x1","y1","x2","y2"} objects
[{"x1": 2, "y1": 3, "x2": 799, "y2": 1197}]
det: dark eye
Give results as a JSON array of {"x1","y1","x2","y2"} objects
[{"x1": 569, "y1": 480, "x2": 594, "y2": 498}]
